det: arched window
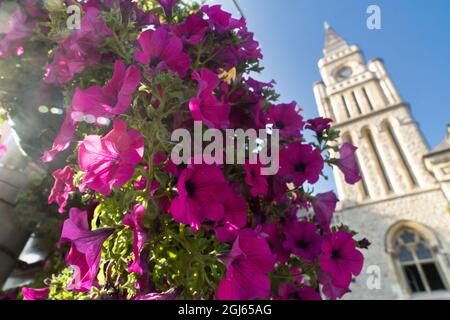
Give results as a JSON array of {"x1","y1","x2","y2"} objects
[
  {"x1": 390, "y1": 227, "x2": 448, "y2": 294},
  {"x1": 382, "y1": 121, "x2": 418, "y2": 188},
  {"x1": 362, "y1": 128, "x2": 394, "y2": 194}
]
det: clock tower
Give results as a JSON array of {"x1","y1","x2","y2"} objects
[{"x1": 313, "y1": 23, "x2": 450, "y2": 299}]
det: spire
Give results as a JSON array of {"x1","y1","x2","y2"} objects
[{"x1": 323, "y1": 22, "x2": 348, "y2": 56}]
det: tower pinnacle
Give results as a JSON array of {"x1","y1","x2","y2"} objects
[{"x1": 323, "y1": 22, "x2": 348, "y2": 56}]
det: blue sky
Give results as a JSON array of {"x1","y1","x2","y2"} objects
[{"x1": 209, "y1": 0, "x2": 450, "y2": 192}]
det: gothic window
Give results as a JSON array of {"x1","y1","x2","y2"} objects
[
  {"x1": 351, "y1": 91, "x2": 362, "y2": 114},
  {"x1": 363, "y1": 128, "x2": 394, "y2": 193},
  {"x1": 383, "y1": 121, "x2": 418, "y2": 187},
  {"x1": 341, "y1": 95, "x2": 351, "y2": 119},
  {"x1": 393, "y1": 228, "x2": 448, "y2": 294},
  {"x1": 362, "y1": 87, "x2": 374, "y2": 110}
]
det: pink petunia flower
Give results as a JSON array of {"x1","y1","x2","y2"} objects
[
  {"x1": 0, "y1": 8, "x2": 34, "y2": 58},
  {"x1": 78, "y1": 119, "x2": 145, "y2": 196},
  {"x1": 237, "y1": 24, "x2": 263, "y2": 61},
  {"x1": 154, "y1": 151, "x2": 180, "y2": 177},
  {"x1": 245, "y1": 77, "x2": 276, "y2": 94},
  {"x1": 279, "y1": 142, "x2": 324, "y2": 186},
  {"x1": 244, "y1": 161, "x2": 269, "y2": 197},
  {"x1": 262, "y1": 223, "x2": 290, "y2": 265},
  {"x1": 42, "y1": 60, "x2": 140, "y2": 163},
  {"x1": 214, "y1": 192, "x2": 248, "y2": 243},
  {"x1": 201, "y1": 5, "x2": 244, "y2": 33},
  {"x1": 266, "y1": 102, "x2": 304, "y2": 138},
  {"x1": 44, "y1": 8, "x2": 112, "y2": 84},
  {"x1": 101, "y1": 60, "x2": 142, "y2": 115},
  {"x1": 41, "y1": 112, "x2": 77, "y2": 163},
  {"x1": 277, "y1": 283, "x2": 322, "y2": 300},
  {"x1": 283, "y1": 221, "x2": 322, "y2": 263},
  {"x1": 172, "y1": 13, "x2": 209, "y2": 45},
  {"x1": 320, "y1": 231, "x2": 364, "y2": 289},
  {"x1": 217, "y1": 229, "x2": 275, "y2": 300},
  {"x1": 189, "y1": 68, "x2": 230, "y2": 129},
  {"x1": 319, "y1": 273, "x2": 350, "y2": 300},
  {"x1": 332, "y1": 143, "x2": 362, "y2": 184},
  {"x1": 60, "y1": 208, "x2": 114, "y2": 292},
  {"x1": 135, "y1": 27, "x2": 191, "y2": 78},
  {"x1": 306, "y1": 117, "x2": 333, "y2": 134},
  {"x1": 157, "y1": 0, "x2": 180, "y2": 18},
  {"x1": 48, "y1": 166, "x2": 76, "y2": 214},
  {"x1": 312, "y1": 191, "x2": 339, "y2": 232},
  {"x1": 22, "y1": 288, "x2": 49, "y2": 300},
  {"x1": 123, "y1": 204, "x2": 148, "y2": 275},
  {"x1": 169, "y1": 163, "x2": 230, "y2": 232}
]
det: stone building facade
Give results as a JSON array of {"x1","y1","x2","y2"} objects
[{"x1": 313, "y1": 23, "x2": 450, "y2": 299}]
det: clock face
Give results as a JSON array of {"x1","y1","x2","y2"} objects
[{"x1": 337, "y1": 67, "x2": 352, "y2": 79}]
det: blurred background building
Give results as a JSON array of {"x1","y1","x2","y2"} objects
[
  {"x1": 314, "y1": 23, "x2": 450, "y2": 299},
  {"x1": 0, "y1": 122, "x2": 47, "y2": 291}
]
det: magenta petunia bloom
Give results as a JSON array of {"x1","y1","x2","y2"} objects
[
  {"x1": 246, "y1": 77, "x2": 276, "y2": 94},
  {"x1": 22, "y1": 288, "x2": 49, "y2": 300},
  {"x1": 123, "y1": 204, "x2": 148, "y2": 274},
  {"x1": 277, "y1": 283, "x2": 322, "y2": 300},
  {"x1": 332, "y1": 143, "x2": 362, "y2": 184},
  {"x1": 172, "y1": 13, "x2": 208, "y2": 45},
  {"x1": 169, "y1": 163, "x2": 230, "y2": 232},
  {"x1": 266, "y1": 102, "x2": 304, "y2": 138},
  {"x1": 312, "y1": 191, "x2": 339, "y2": 232},
  {"x1": 41, "y1": 85, "x2": 110, "y2": 163},
  {"x1": 320, "y1": 231, "x2": 364, "y2": 289},
  {"x1": 217, "y1": 229, "x2": 275, "y2": 300},
  {"x1": 237, "y1": 25, "x2": 263, "y2": 61},
  {"x1": 214, "y1": 192, "x2": 248, "y2": 243},
  {"x1": 283, "y1": 221, "x2": 322, "y2": 263},
  {"x1": 279, "y1": 142, "x2": 324, "y2": 186},
  {"x1": 72, "y1": 59, "x2": 141, "y2": 118},
  {"x1": 60, "y1": 208, "x2": 114, "y2": 291},
  {"x1": 244, "y1": 161, "x2": 268, "y2": 197},
  {"x1": 0, "y1": 8, "x2": 34, "y2": 59},
  {"x1": 154, "y1": 151, "x2": 180, "y2": 177},
  {"x1": 44, "y1": 8, "x2": 112, "y2": 84},
  {"x1": 101, "y1": 60, "x2": 142, "y2": 115},
  {"x1": 189, "y1": 68, "x2": 230, "y2": 129},
  {"x1": 201, "y1": 5, "x2": 244, "y2": 33},
  {"x1": 42, "y1": 60, "x2": 140, "y2": 163},
  {"x1": 43, "y1": 39, "x2": 97, "y2": 84},
  {"x1": 262, "y1": 224, "x2": 290, "y2": 265},
  {"x1": 48, "y1": 166, "x2": 75, "y2": 214},
  {"x1": 135, "y1": 27, "x2": 191, "y2": 78},
  {"x1": 319, "y1": 273, "x2": 350, "y2": 300},
  {"x1": 78, "y1": 119, "x2": 145, "y2": 196},
  {"x1": 41, "y1": 112, "x2": 77, "y2": 163},
  {"x1": 157, "y1": 0, "x2": 180, "y2": 18},
  {"x1": 306, "y1": 117, "x2": 333, "y2": 134}
]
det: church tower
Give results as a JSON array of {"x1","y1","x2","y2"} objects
[{"x1": 314, "y1": 23, "x2": 450, "y2": 299}]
